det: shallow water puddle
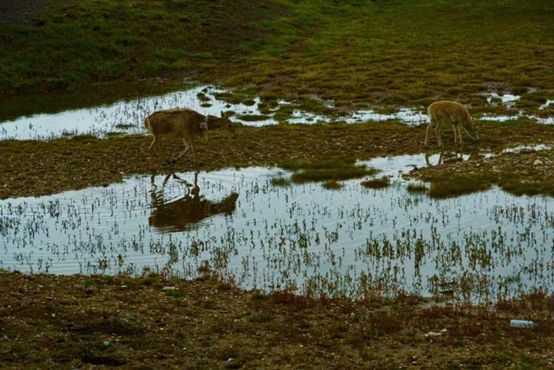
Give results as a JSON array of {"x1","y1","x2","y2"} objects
[
  {"x1": 480, "y1": 91, "x2": 554, "y2": 124},
  {"x1": 0, "y1": 85, "x2": 428, "y2": 139},
  {"x1": 483, "y1": 92, "x2": 521, "y2": 107},
  {"x1": 0, "y1": 85, "x2": 277, "y2": 140},
  {"x1": 502, "y1": 143, "x2": 551, "y2": 154},
  {"x1": 1, "y1": 153, "x2": 552, "y2": 302},
  {"x1": 3, "y1": 85, "x2": 553, "y2": 141},
  {"x1": 540, "y1": 99, "x2": 554, "y2": 110},
  {"x1": 344, "y1": 108, "x2": 429, "y2": 126}
]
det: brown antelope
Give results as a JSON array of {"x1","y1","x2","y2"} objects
[
  {"x1": 425, "y1": 101, "x2": 479, "y2": 148},
  {"x1": 144, "y1": 109, "x2": 234, "y2": 162}
]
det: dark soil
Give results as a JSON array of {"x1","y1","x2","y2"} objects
[{"x1": 0, "y1": 272, "x2": 552, "y2": 369}]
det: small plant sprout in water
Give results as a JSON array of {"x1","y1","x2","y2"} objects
[{"x1": 406, "y1": 183, "x2": 428, "y2": 194}]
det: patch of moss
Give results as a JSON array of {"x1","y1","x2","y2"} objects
[
  {"x1": 236, "y1": 114, "x2": 272, "y2": 122},
  {"x1": 292, "y1": 166, "x2": 373, "y2": 183},
  {"x1": 361, "y1": 177, "x2": 390, "y2": 189},
  {"x1": 270, "y1": 177, "x2": 291, "y2": 187},
  {"x1": 406, "y1": 183, "x2": 428, "y2": 194},
  {"x1": 196, "y1": 93, "x2": 211, "y2": 103},
  {"x1": 323, "y1": 180, "x2": 343, "y2": 190},
  {"x1": 497, "y1": 175, "x2": 554, "y2": 197},
  {"x1": 280, "y1": 157, "x2": 377, "y2": 184},
  {"x1": 428, "y1": 173, "x2": 495, "y2": 198}
]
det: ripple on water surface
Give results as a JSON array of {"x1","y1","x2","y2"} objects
[{"x1": 0, "y1": 153, "x2": 552, "y2": 303}]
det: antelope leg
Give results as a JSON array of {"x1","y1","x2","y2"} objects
[
  {"x1": 424, "y1": 122, "x2": 433, "y2": 147},
  {"x1": 148, "y1": 136, "x2": 157, "y2": 151},
  {"x1": 174, "y1": 139, "x2": 190, "y2": 161},
  {"x1": 434, "y1": 126, "x2": 443, "y2": 148}
]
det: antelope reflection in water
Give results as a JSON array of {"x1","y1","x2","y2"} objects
[
  {"x1": 149, "y1": 172, "x2": 239, "y2": 232},
  {"x1": 424, "y1": 150, "x2": 472, "y2": 166}
]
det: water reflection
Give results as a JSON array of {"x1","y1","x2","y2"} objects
[
  {"x1": 3, "y1": 84, "x2": 552, "y2": 141},
  {"x1": 0, "y1": 155, "x2": 552, "y2": 303},
  {"x1": 149, "y1": 173, "x2": 239, "y2": 232},
  {"x1": 424, "y1": 150, "x2": 471, "y2": 166}
]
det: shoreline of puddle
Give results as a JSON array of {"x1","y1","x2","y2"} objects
[
  {"x1": 1, "y1": 150, "x2": 552, "y2": 304},
  {"x1": 1, "y1": 84, "x2": 552, "y2": 141}
]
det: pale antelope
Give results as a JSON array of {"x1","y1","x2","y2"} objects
[
  {"x1": 425, "y1": 101, "x2": 479, "y2": 148},
  {"x1": 144, "y1": 109, "x2": 234, "y2": 162}
]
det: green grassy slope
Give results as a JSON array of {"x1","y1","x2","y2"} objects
[{"x1": 1, "y1": 0, "x2": 553, "y2": 113}]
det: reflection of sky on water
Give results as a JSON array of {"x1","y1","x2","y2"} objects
[
  {"x1": 1, "y1": 153, "x2": 552, "y2": 303},
  {"x1": 3, "y1": 86, "x2": 552, "y2": 141}
]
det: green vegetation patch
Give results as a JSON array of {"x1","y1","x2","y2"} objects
[
  {"x1": 361, "y1": 177, "x2": 390, "y2": 189},
  {"x1": 428, "y1": 173, "x2": 495, "y2": 198},
  {"x1": 406, "y1": 183, "x2": 428, "y2": 194},
  {"x1": 0, "y1": 0, "x2": 287, "y2": 94},
  {"x1": 292, "y1": 166, "x2": 373, "y2": 183},
  {"x1": 283, "y1": 157, "x2": 377, "y2": 184},
  {"x1": 497, "y1": 175, "x2": 554, "y2": 197},
  {"x1": 322, "y1": 180, "x2": 343, "y2": 190},
  {"x1": 236, "y1": 114, "x2": 272, "y2": 122},
  {"x1": 270, "y1": 176, "x2": 291, "y2": 187},
  {"x1": 3, "y1": 0, "x2": 554, "y2": 120}
]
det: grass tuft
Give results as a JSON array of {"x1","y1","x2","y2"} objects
[
  {"x1": 291, "y1": 166, "x2": 375, "y2": 183},
  {"x1": 406, "y1": 183, "x2": 428, "y2": 194},
  {"x1": 428, "y1": 173, "x2": 495, "y2": 198},
  {"x1": 323, "y1": 180, "x2": 343, "y2": 190},
  {"x1": 270, "y1": 177, "x2": 291, "y2": 187},
  {"x1": 361, "y1": 177, "x2": 390, "y2": 189},
  {"x1": 280, "y1": 157, "x2": 378, "y2": 184}
]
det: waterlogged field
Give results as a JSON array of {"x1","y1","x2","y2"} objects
[
  {"x1": 0, "y1": 85, "x2": 273, "y2": 140},
  {"x1": 1, "y1": 153, "x2": 552, "y2": 303},
  {"x1": 2, "y1": 2, "x2": 554, "y2": 367},
  {"x1": 1, "y1": 84, "x2": 552, "y2": 140},
  {"x1": 0, "y1": 84, "x2": 428, "y2": 140}
]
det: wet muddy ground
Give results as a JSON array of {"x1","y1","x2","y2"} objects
[
  {"x1": 2, "y1": 1, "x2": 554, "y2": 367},
  {"x1": 2, "y1": 120, "x2": 554, "y2": 199},
  {"x1": 1, "y1": 119, "x2": 552, "y2": 368},
  {"x1": 1, "y1": 273, "x2": 553, "y2": 369}
]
